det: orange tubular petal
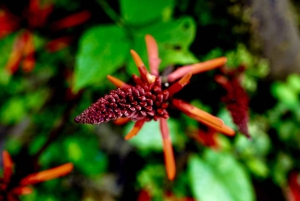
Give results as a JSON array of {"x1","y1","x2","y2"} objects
[
  {"x1": 114, "y1": 117, "x2": 130, "y2": 125},
  {"x1": 167, "y1": 57, "x2": 227, "y2": 83},
  {"x1": 217, "y1": 124, "x2": 235, "y2": 136},
  {"x1": 191, "y1": 57, "x2": 227, "y2": 74},
  {"x1": 130, "y1": 49, "x2": 145, "y2": 68},
  {"x1": 145, "y1": 34, "x2": 161, "y2": 76},
  {"x1": 172, "y1": 99, "x2": 235, "y2": 136},
  {"x1": 21, "y1": 31, "x2": 35, "y2": 72},
  {"x1": 107, "y1": 75, "x2": 131, "y2": 89},
  {"x1": 172, "y1": 99, "x2": 224, "y2": 128},
  {"x1": 130, "y1": 50, "x2": 156, "y2": 84},
  {"x1": 51, "y1": 10, "x2": 91, "y2": 31},
  {"x1": 12, "y1": 186, "x2": 33, "y2": 195},
  {"x1": 3, "y1": 150, "x2": 13, "y2": 184},
  {"x1": 20, "y1": 163, "x2": 73, "y2": 185},
  {"x1": 124, "y1": 120, "x2": 145, "y2": 140},
  {"x1": 160, "y1": 118, "x2": 176, "y2": 180},
  {"x1": 167, "y1": 66, "x2": 192, "y2": 83},
  {"x1": 167, "y1": 72, "x2": 192, "y2": 96},
  {"x1": 5, "y1": 34, "x2": 24, "y2": 74}
]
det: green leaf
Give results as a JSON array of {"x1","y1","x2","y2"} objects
[
  {"x1": 188, "y1": 150, "x2": 254, "y2": 201},
  {"x1": 124, "y1": 118, "x2": 182, "y2": 154},
  {"x1": 271, "y1": 82, "x2": 298, "y2": 109},
  {"x1": 287, "y1": 73, "x2": 300, "y2": 94},
  {"x1": 120, "y1": 0, "x2": 174, "y2": 25},
  {"x1": 74, "y1": 25, "x2": 130, "y2": 91},
  {"x1": 63, "y1": 136, "x2": 108, "y2": 176},
  {"x1": 0, "y1": 97, "x2": 26, "y2": 125},
  {"x1": 127, "y1": 17, "x2": 197, "y2": 74}
]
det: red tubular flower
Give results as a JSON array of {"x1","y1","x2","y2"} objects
[
  {"x1": 1, "y1": 0, "x2": 91, "y2": 74},
  {"x1": 0, "y1": 8, "x2": 20, "y2": 38},
  {"x1": 0, "y1": 151, "x2": 73, "y2": 201},
  {"x1": 74, "y1": 35, "x2": 235, "y2": 180},
  {"x1": 215, "y1": 65, "x2": 250, "y2": 138}
]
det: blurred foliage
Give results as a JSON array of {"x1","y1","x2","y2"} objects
[{"x1": 1, "y1": 0, "x2": 300, "y2": 201}]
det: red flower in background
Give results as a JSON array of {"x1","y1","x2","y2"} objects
[
  {"x1": 215, "y1": 65, "x2": 250, "y2": 138},
  {"x1": 75, "y1": 35, "x2": 235, "y2": 180},
  {"x1": 188, "y1": 128, "x2": 219, "y2": 148},
  {"x1": 0, "y1": 151, "x2": 73, "y2": 201},
  {"x1": 286, "y1": 171, "x2": 300, "y2": 201},
  {"x1": 0, "y1": 0, "x2": 91, "y2": 74},
  {"x1": 137, "y1": 189, "x2": 195, "y2": 201}
]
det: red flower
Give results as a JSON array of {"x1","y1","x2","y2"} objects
[
  {"x1": 215, "y1": 65, "x2": 250, "y2": 138},
  {"x1": 75, "y1": 35, "x2": 235, "y2": 180},
  {"x1": 0, "y1": 0, "x2": 91, "y2": 74},
  {"x1": 188, "y1": 128, "x2": 219, "y2": 148},
  {"x1": 286, "y1": 171, "x2": 300, "y2": 201},
  {"x1": 0, "y1": 151, "x2": 73, "y2": 201}
]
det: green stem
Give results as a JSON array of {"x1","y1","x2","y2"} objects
[{"x1": 96, "y1": 0, "x2": 126, "y2": 27}]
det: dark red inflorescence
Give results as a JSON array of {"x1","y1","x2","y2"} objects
[{"x1": 74, "y1": 78, "x2": 169, "y2": 124}]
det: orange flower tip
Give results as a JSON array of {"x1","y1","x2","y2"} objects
[
  {"x1": 13, "y1": 187, "x2": 33, "y2": 195},
  {"x1": 114, "y1": 117, "x2": 130, "y2": 125},
  {"x1": 106, "y1": 75, "x2": 126, "y2": 88},
  {"x1": 162, "y1": 138, "x2": 176, "y2": 181},
  {"x1": 20, "y1": 163, "x2": 74, "y2": 185},
  {"x1": 192, "y1": 57, "x2": 228, "y2": 74},
  {"x1": 130, "y1": 49, "x2": 145, "y2": 67},
  {"x1": 3, "y1": 150, "x2": 13, "y2": 167},
  {"x1": 124, "y1": 120, "x2": 145, "y2": 140},
  {"x1": 220, "y1": 125, "x2": 235, "y2": 136},
  {"x1": 145, "y1": 34, "x2": 156, "y2": 48},
  {"x1": 145, "y1": 34, "x2": 155, "y2": 41},
  {"x1": 179, "y1": 72, "x2": 192, "y2": 85}
]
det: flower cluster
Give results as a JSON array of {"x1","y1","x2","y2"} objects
[
  {"x1": 75, "y1": 34, "x2": 235, "y2": 180},
  {"x1": 215, "y1": 65, "x2": 250, "y2": 138},
  {"x1": 0, "y1": 0, "x2": 91, "y2": 74},
  {"x1": 0, "y1": 151, "x2": 73, "y2": 201}
]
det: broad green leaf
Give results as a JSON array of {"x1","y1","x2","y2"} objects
[
  {"x1": 127, "y1": 17, "x2": 197, "y2": 74},
  {"x1": 74, "y1": 25, "x2": 130, "y2": 91},
  {"x1": 188, "y1": 150, "x2": 254, "y2": 201},
  {"x1": 120, "y1": 0, "x2": 174, "y2": 25}
]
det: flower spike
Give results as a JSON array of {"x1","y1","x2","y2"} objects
[
  {"x1": 107, "y1": 75, "x2": 131, "y2": 89},
  {"x1": 145, "y1": 34, "x2": 161, "y2": 76},
  {"x1": 167, "y1": 57, "x2": 227, "y2": 82},
  {"x1": 75, "y1": 34, "x2": 237, "y2": 180},
  {"x1": 167, "y1": 72, "x2": 192, "y2": 97},
  {"x1": 20, "y1": 163, "x2": 73, "y2": 185},
  {"x1": 215, "y1": 66, "x2": 250, "y2": 138},
  {"x1": 160, "y1": 118, "x2": 176, "y2": 180},
  {"x1": 124, "y1": 119, "x2": 145, "y2": 140}
]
